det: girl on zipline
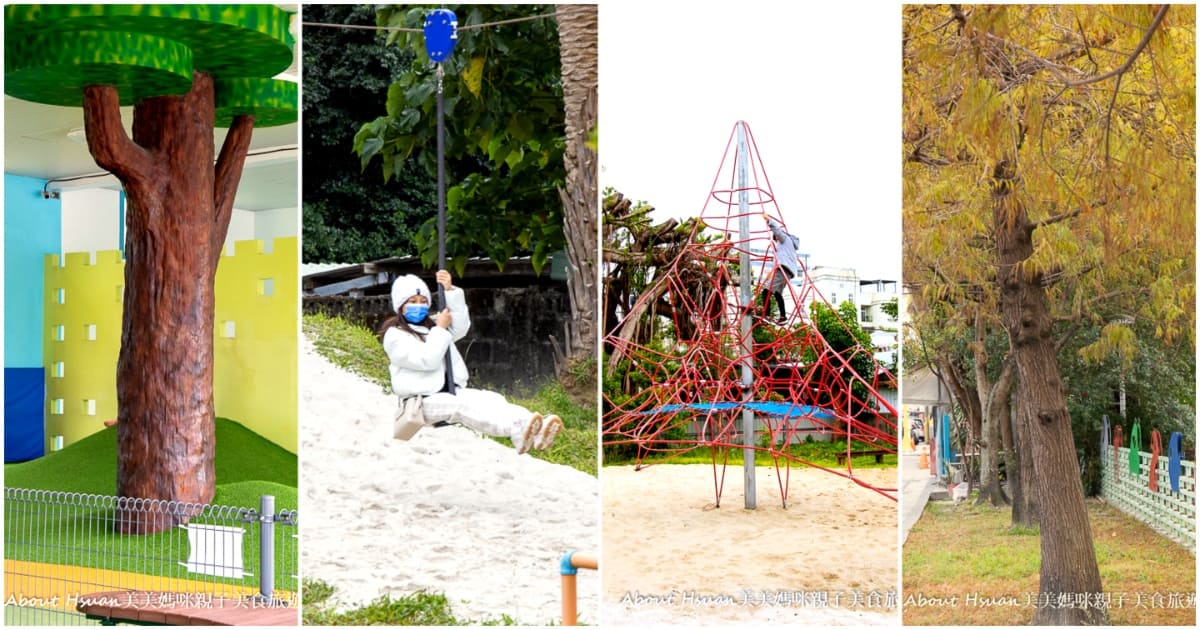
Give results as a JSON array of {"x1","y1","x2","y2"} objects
[{"x1": 380, "y1": 269, "x2": 563, "y2": 453}]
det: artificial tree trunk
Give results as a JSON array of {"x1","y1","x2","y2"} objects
[
  {"x1": 555, "y1": 4, "x2": 599, "y2": 372},
  {"x1": 992, "y1": 160, "x2": 1105, "y2": 624},
  {"x1": 83, "y1": 73, "x2": 254, "y2": 534}
]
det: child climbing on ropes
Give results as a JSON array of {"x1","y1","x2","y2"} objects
[
  {"x1": 380, "y1": 270, "x2": 563, "y2": 453},
  {"x1": 762, "y1": 212, "x2": 800, "y2": 321}
]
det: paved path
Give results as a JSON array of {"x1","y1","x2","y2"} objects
[{"x1": 900, "y1": 450, "x2": 937, "y2": 545}]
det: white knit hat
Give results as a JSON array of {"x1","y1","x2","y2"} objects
[{"x1": 391, "y1": 274, "x2": 431, "y2": 312}]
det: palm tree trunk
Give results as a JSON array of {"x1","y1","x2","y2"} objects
[{"x1": 556, "y1": 4, "x2": 599, "y2": 367}]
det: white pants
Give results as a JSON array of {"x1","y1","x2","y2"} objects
[{"x1": 420, "y1": 388, "x2": 533, "y2": 440}]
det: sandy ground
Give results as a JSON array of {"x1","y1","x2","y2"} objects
[
  {"x1": 299, "y1": 336, "x2": 600, "y2": 625},
  {"x1": 601, "y1": 464, "x2": 899, "y2": 626}
]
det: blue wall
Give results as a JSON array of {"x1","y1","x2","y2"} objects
[
  {"x1": 5, "y1": 173, "x2": 62, "y2": 461},
  {"x1": 5, "y1": 173, "x2": 61, "y2": 366}
]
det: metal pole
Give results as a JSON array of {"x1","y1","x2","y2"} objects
[
  {"x1": 259, "y1": 494, "x2": 275, "y2": 602},
  {"x1": 436, "y1": 63, "x2": 455, "y2": 394},
  {"x1": 736, "y1": 122, "x2": 756, "y2": 510},
  {"x1": 560, "y1": 551, "x2": 598, "y2": 625}
]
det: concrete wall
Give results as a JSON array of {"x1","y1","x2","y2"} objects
[
  {"x1": 255, "y1": 207, "x2": 298, "y2": 245},
  {"x1": 305, "y1": 283, "x2": 569, "y2": 394},
  {"x1": 61, "y1": 188, "x2": 121, "y2": 253},
  {"x1": 59, "y1": 189, "x2": 289, "y2": 256},
  {"x1": 463, "y1": 285, "x2": 568, "y2": 393},
  {"x1": 227, "y1": 208, "x2": 256, "y2": 249}
]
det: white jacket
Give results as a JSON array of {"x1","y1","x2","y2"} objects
[{"x1": 383, "y1": 286, "x2": 471, "y2": 397}]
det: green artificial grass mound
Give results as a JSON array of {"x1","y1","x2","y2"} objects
[
  {"x1": 5, "y1": 417, "x2": 297, "y2": 497},
  {"x1": 212, "y1": 480, "x2": 298, "y2": 513}
]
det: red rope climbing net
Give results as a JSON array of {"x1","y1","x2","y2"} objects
[{"x1": 603, "y1": 122, "x2": 898, "y2": 505}]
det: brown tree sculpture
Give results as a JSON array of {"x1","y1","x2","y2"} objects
[{"x1": 5, "y1": 5, "x2": 297, "y2": 534}]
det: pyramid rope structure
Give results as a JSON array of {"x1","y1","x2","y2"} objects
[{"x1": 603, "y1": 121, "x2": 898, "y2": 506}]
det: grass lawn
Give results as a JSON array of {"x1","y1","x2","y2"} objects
[
  {"x1": 304, "y1": 312, "x2": 598, "y2": 476},
  {"x1": 4, "y1": 418, "x2": 298, "y2": 593},
  {"x1": 903, "y1": 495, "x2": 1195, "y2": 625},
  {"x1": 301, "y1": 579, "x2": 516, "y2": 626},
  {"x1": 5, "y1": 605, "x2": 101, "y2": 626}
]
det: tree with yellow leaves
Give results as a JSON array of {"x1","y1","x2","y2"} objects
[{"x1": 904, "y1": 5, "x2": 1194, "y2": 624}]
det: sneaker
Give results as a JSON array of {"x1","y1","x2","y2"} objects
[
  {"x1": 534, "y1": 414, "x2": 564, "y2": 450},
  {"x1": 515, "y1": 413, "x2": 542, "y2": 455}
]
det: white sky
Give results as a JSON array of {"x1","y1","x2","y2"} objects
[{"x1": 599, "y1": 3, "x2": 902, "y2": 280}]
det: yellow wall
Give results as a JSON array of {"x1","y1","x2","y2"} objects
[
  {"x1": 42, "y1": 251, "x2": 124, "y2": 447},
  {"x1": 42, "y1": 238, "x2": 297, "y2": 453},
  {"x1": 213, "y1": 238, "x2": 298, "y2": 453}
]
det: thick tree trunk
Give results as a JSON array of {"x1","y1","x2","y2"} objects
[
  {"x1": 556, "y1": 4, "x2": 598, "y2": 368},
  {"x1": 83, "y1": 73, "x2": 253, "y2": 534},
  {"x1": 992, "y1": 160, "x2": 1105, "y2": 624}
]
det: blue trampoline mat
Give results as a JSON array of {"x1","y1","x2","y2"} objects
[{"x1": 640, "y1": 401, "x2": 838, "y2": 420}]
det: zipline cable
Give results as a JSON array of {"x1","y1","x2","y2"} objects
[{"x1": 302, "y1": 7, "x2": 592, "y2": 34}]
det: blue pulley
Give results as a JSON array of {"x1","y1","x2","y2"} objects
[{"x1": 423, "y1": 9, "x2": 458, "y2": 63}]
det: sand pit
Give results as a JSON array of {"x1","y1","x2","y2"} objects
[
  {"x1": 602, "y1": 464, "x2": 899, "y2": 625},
  {"x1": 300, "y1": 335, "x2": 600, "y2": 625}
]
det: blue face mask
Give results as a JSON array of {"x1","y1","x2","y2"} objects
[{"x1": 403, "y1": 303, "x2": 430, "y2": 324}]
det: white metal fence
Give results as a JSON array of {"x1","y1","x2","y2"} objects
[
  {"x1": 1099, "y1": 445, "x2": 1195, "y2": 552},
  {"x1": 3, "y1": 489, "x2": 298, "y2": 626}
]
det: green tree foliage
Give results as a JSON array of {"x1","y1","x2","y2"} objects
[
  {"x1": 354, "y1": 4, "x2": 567, "y2": 273},
  {"x1": 808, "y1": 301, "x2": 880, "y2": 417},
  {"x1": 809, "y1": 302, "x2": 873, "y2": 364},
  {"x1": 302, "y1": 4, "x2": 433, "y2": 263},
  {"x1": 881, "y1": 297, "x2": 898, "y2": 320},
  {"x1": 1061, "y1": 318, "x2": 1196, "y2": 494}
]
